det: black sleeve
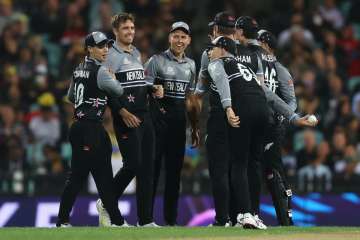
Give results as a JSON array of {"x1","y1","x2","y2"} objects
[{"x1": 108, "y1": 96, "x2": 125, "y2": 113}]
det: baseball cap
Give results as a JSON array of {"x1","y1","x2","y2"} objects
[
  {"x1": 208, "y1": 12, "x2": 236, "y2": 28},
  {"x1": 257, "y1": 29, "x2": 277, "y2": 50},
  {"x1": 235, "y1": 16, "x2": 259, "y2": 31},
  {"x1": 208, "y1": 36, "x2": 236, "y2": 55},
  {"x1": 170, "y1": 21, "x2": 190, "y2": 34},
  {"x1": 85, "y1": 31, "x2": 114, "y2": 48}
]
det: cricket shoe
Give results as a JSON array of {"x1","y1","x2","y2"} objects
[
  {"x1": 234, "y1": 213, "x2": 244, "y2": 227},
  {"x1": 96, "y1": 199, "x2": 111, "y2": 227},
  {"x1": 56, "y1": 223, "x2": 72, "y2": 228},
  {"x1": 253, "y1": 215, "x2": 267, "y2": 229},
  {"x1": 237, "y1": 213, "x2": 259, "y2": 229},
  {"x1": 137, "y1": 222, "x2": 161, "y2": 227},
  {"x1": 110, "y1": 221, "x2": 132, "y2": 227}
]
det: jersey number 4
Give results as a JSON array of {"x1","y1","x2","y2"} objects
[{"x1": 74, "y1": 82, "x2": 84, "y2": 108}]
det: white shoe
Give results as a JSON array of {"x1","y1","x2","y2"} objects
[
  {"x1": 137, "y1": 222, "x2": 160, "y2": 227},
  {"x1": 234, "y1": 213, "x2": 244, "y2": 227},
  {"x1": 253, "y1": 215, "x2": 267, "y2": 230},
  {"x1": 56, "y1": 223, "x2": 72, "y2": 228},
  {"x1": 96, "y1": 199, "x2": 111, "y2": 227},
  {"x1": 111, "y1": 221, "x2": 133, "y2": 227},
  {"x1": 239, "y1": 213, "x2": 258, "y2": 229}
]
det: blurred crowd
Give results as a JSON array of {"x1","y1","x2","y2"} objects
[{"x1": 0, "y1": 0, "x2": 360, "y2": 195}]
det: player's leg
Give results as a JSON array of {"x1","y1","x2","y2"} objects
[
  {"x1": 137, "y1": 114, "x2": 156, "y2": 226},
  {"x1": 57, "y1": 122, "x2": 90, "y2": 226},
  {"x1": 152, "y1": 117, "x2": 167, "y2": 216},
  {"x1": 264, "y1": 125, "x2": 293, "y2": 226},
  {"x1": 247, "y1": 156, "x2": 262, "y2": 216},
  {"x1": 91, "y1": 125, "x2": 125, "y2": 226},
  {"x1": 248, "y1": 107, "x2": 269, "y2": 230},
  {"x1": 229, "y1": 123, "x2": 251, "y2": 216},
  {"x1": 163, "y1": 116, "x2": 186, "y2": 225},
  {"x1": 112, "y1": 121, "x2": 140, "y2": 199},
  {"x1": 206, "y1": 112, "x2": 230, "y2": 225}
]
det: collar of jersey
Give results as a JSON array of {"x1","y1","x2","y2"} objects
[
  {"x1": 165, "y1": 49, "x2": 188, "y2": 63},
  {"x1": 248, "y1": 39, "x2": 261, "y2": 46},
  {"x1": 85, "y1": 56, "x2": 102, "y2": 65},
  {"x1": 112, "y1": 43, "x2": 136, "y2": 54}
]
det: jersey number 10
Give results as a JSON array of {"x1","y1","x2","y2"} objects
[{"x1": 74, "y1": 83, "x2": 84, "y2": 108}]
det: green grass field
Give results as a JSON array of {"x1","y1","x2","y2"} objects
[{"x1": 0, "y1": 227, "x2": 359, "y2": 240}]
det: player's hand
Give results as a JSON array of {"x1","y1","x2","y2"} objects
[
  {"x1": 191, "y1": 128, "x2": 200, "y2": 148},
  {"x1": 294, "y1": 115, "x2": 318, "y2": 127},
  {"x1": 119, "y1": 108, "x2": 141, "y2": 128},
  {"x1": 226, "y1": 107, "x2": 240, "y2": 127},
  {"x1": 153, "y1": 85, "x2": 164, "y2": 98}
]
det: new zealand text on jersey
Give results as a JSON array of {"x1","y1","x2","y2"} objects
[
  {"x1": 126, "y1": 70, "x2": 145, "y2": 81},
  {"x1": 165, "y1": 81, "x2": 187, "y2": 93}
]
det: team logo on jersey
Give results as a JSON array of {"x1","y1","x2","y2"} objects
[
  {"x1": 76, "y1": 111, "x2": 85, "y2": 118},
  {"x1": 93, "y1": 98, "x2": 100, "y2": 108},
  {"x1": 127, "y1": 94, "x2": 135, "y2": 103},
  {"x1": 166, "y1": 66, "x2": 175, "y2": 75}
]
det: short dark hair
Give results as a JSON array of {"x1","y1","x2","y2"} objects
[
  {"x1": 111, "y1": 13, "x2": 135, "y2": 29},
  {"x1": 217, "y1": 25, "x2": 235, "y2": 35}
]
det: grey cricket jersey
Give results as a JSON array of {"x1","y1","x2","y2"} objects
[
  {"x1": 144, "y1": 49, "x2": 196, "y2": 111},
  {"x1": 274, "y1": 61, "x2": 297, "y2": 112},
  {"x1": 104, "y1": 43, "x2": 152, "y2": 114}
]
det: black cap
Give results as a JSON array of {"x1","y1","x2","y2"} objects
[
  {"x1": 208, "y1": 36, "x2": 236, "y2": 55},
  {"x1": 170, "y1": 21, "x2": 190, "y2": 34},
  {"x1": 85, "y1": 31, "x2": 114, "y2": 48},
  {"x1": 257, "y1": 29, "x2": 277, "y2": 50},
  {"x1": 208, "y1": 11, "x2": 236, "y2": 28},
  {"x1": 235, "y1": 16, "x2": 259, "y2": 39}
]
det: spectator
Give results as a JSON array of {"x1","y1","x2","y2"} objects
[
  {"x1": 298, "y1": 141, "x2": 332, "y2": 192},
  {"x1": 29, "y1": 92, "x2": 60, "y2": 146},
  {"x1": 296, "y1": 129, "x2": 318, "y2": 169},
  {"x1": 318, "y1": 0, "x2": 344, "y2": 30}
]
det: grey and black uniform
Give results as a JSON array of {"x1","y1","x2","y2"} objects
[
  {"x1": 208, "y1": 37, "x2": 269, "y2": 217},
  {"x1": 105, "y1": 43, "x2": 155, "y2": 225},
  {"x1": 257, "y1": 30, "x2": 297, "y2": 225},
  {"x1": 145, "y1": 49, "x2": 196, "y2": 225},
  {"x1": 196, "y1": 48, "x2": 233, "y2": 225},
  {"x1": 236, "y1": 16, "x2": 300, "y2": 221},
  {"x1": 57, "y1": 53, "x2": 125, "y2": 226}
]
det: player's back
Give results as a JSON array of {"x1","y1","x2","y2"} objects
[{"x1": 221, "y1": 56, "x2": 265, "y2": 101}]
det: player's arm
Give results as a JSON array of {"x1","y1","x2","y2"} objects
[
  {"x1": 208, "y1": 59, "x2": 239, "y2": 128},
  {"x1": 275, "y1": 61, "x2": 297, "y2": 112},
  {"x1": 144, "y1": 55, "x2": 163, "y2": 98},
  {"x1": 104, "y1": 53, "x2": 141, "y2": 128},
  {"x1": 67, "y1": 77, "x2": 75, "y2": 104},
  {"x1": 255, "y1": 56, "x2": 298, "y2": 124},
  {"x1": 97, "y1": 66, "x2": 124, "y2": 97}
]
